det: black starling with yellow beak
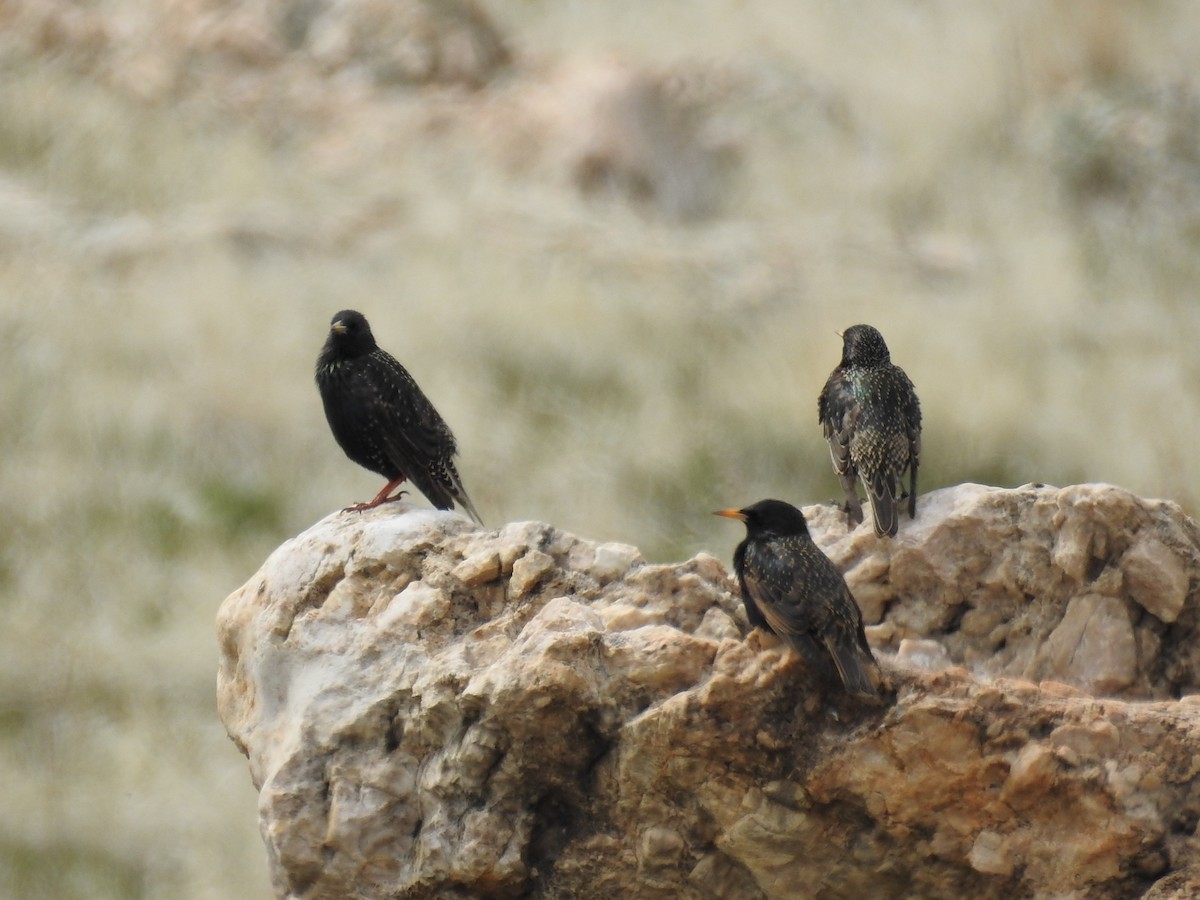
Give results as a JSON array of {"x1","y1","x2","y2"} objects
[{"x1": 716, "y1": 499, "x2": 880, "y2": 700}]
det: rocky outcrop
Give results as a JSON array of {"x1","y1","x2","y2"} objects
[
  {"x1": 217, "y1": 483, "x2": 1200, "y2": 899},
  {"x1": 815, "y1": 482, "x2": 1200, "y2": 699}
]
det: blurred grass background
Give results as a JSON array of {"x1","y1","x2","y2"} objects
[{"x1": 3, "y1": 0, "x2": 1200, "y2": 896}]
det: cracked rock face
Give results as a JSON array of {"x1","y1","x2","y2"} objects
[{"x1": 217, "y1": 484, "x2": 1200, "y2": 899}]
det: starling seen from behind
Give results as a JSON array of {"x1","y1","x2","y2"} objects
[
  {"x1": 818, "y1": 324, "x2": 921, "y2": 537},
  {"x1": 316, "y1": 309, "x2": 482, "y2": 523},
  {"x1": 716, "y1": 499, "x2": 881, "y2": 701}
]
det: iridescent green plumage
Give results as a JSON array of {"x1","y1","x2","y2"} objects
[{"x1": 818, "y1": 325, "x2": 921, "y2": 537}]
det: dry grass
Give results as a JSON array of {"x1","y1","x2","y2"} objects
[{"x1": 3, "y1": 1, "x2": 1200, "y2": 896}]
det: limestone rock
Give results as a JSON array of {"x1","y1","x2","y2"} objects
[
  {"x1": 809, "y1": 482, "x2": 1200, "y2": 699},
  {"x1": 218, "y1": 485, "x2": 1200, "y2": 899}
]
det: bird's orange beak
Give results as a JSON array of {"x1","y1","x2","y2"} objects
[
  {"x1": 714, "y1": 508, "x2": 747, "y2": 522},
  {"x1": 331, "y1": 321, "x2": 347, "y2": 334}
]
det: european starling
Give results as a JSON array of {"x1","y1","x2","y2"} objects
[
  {"x1": 315, "y1": 309, "x2": 482, "y2": 523},
  {"x1": 716, "y1": 499, "x2": 881, "y2": 700},
  {"x1": 817, "y1": 324, "x2": 921, "y2": 537}
]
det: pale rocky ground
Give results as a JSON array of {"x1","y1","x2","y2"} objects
[{"x1": 218, "y1": 483, "x2": 1200, "y2": 899}]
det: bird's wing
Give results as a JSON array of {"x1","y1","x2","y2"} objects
[
  {"x1": 818, "y1": 370, "x2": 859, "y2": 477},
  {"x1": 740, "y1": 541, "x2": 818, "y2": 642},
  {"x1": 734, "y1": 541, "x2": 770, "y2": 631},
  {"x1": 362, "y1": 350, "x2": 485, "y2": 521},
  {"x1": 366, "y1": 350, "x2": 456, "y2": 467},
  {"x1": 898, "y1": 366, "x2": 922, "y2": 466},
  {"x1": 902, "y1": 369, "x2": 921, "y2": 513},
  {"x1": 746, "y1": 542, "x2": 881, "y2": 698}
]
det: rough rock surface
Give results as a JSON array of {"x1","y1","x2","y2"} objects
[
  {"x1": 817, "y1": 482, "x2": 1200, "y2": 699},
  {"x1": 217, "y1": 483, "x2": 1200, "y2": 899}
]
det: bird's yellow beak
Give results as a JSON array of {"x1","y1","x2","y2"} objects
[
  {"x1": 331, "y1": 321, "x2": 347, "y2": 335},
  {"x1": 714, "y1": 508, "x2": 747, "y2": 522}
]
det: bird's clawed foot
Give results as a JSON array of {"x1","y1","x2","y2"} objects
[
  {"x1": 343, "y1": 491, "x2": 409, "y2": 513},
  {"x1": 343, "y1": 477, "x2": 409, "y2": 513}
]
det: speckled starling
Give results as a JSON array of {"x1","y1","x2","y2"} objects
[
  {"x1": 716, "y1": 499, "x2": 881, "y2": 700},
  {"x1": 315, "y1": 309, "x2": 482, "y2": 523},
  {"x1": 818, "y1": 324, "x2": 921, "y2": 537}
]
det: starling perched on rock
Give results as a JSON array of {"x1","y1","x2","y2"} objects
[
  {"x1": 818, "y1": 324, "x2": 921, "y2": 537},
  {"x1": 315, "y1": 310, "x2": 482, "y2": 523},
  {"x1": 716, "y1": 499, "x2": 881, "y2": 700}
]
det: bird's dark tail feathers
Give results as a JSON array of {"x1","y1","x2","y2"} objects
[
  {"x1": 417, "y1": 464, "x2": 483, "y2": 526},
  {"x1": 457, "y1": 488, "x2": 483, "y2": 526},
  {"x1": 439, "y1": 468, "x2": 480, "y2": 525},
  {"x1": 447, "y1": 465, "x2": 483, "y2": 526},
  {"x1": 824, "y1": 635, "x2": 882, "y2": 701},
  {"x1": 864, "y1": 470, "x2": 898, "y2": 538}
]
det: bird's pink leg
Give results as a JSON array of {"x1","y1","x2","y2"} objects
[{"x1": 345, "y1": 476, "x2": 408, "y2": 512}]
